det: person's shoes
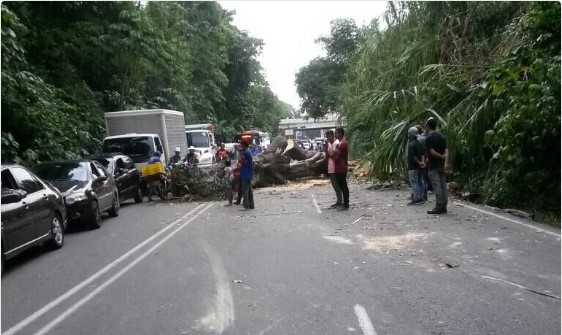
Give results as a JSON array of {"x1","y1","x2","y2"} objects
[
  {"x1": 329, "y1": 203, "x2": 342, "y2": 209},
  {"x1": 239, "y1": 207, "x2": 249, "y2": 211},
  {"x1": 407, "y1": 199, "x2": 425, "y2": 205},
  {"x1": 337, "y1": 205, "x2": 349, "y2": 211},
  {"x1": 249, "y1": 206, "x2": 254, "y2": 209},
  {"x1": 224, "y1": 203, "x2": 233, "y2": 207},
  {"x1": 427, "y1": 208, "x2": 447, "y2": 214},
  {"x1": 234, "y1": 202, "x2": 241, "y2": 205}
]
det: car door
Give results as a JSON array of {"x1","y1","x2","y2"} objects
[
  {"x1": 90, "y1": 162, "x2": 112, "y2": 210},
  {"x1": 2, "y1": 169, "x2": 30, "y2": 252},
  {"x1": 3, "y1": 167, "x2": 49, "y2": 250},
  {"x1": 112, "y1": 157, "x2": 128, "y2": 199},
  {"x1": 124, "y1": 156, "x2": 140, "y2": 188}
]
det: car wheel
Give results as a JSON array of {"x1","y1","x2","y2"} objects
[
  {"x1": 133, "y1": 186, "x2": 143, "y2": 203},
  {"x1": 108, "y1": 193, "x2": 120, "y2": 217},
  {"x1": 89, "y1": 200, "x2": 102, "y2": 229},
  {"x1": 46, "y1": 213, "x2": 64, "y2": 250}
]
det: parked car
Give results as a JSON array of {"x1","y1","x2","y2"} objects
[
  {"x1": 1, "y1": 164, "x2": 66, "y2": 269},
  {"x1": 87, "y1": 153, "x2": 143, "y2": 204},
  {"x1": 32, "y1": 160, "x2": 119, "y2": 229}
]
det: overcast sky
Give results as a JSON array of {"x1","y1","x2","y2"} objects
[{"x1": 218, "y1": 1, "x2": 388, "y2": 109}]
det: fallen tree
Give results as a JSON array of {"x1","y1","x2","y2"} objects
[{"x1": 169, "y1": 135, "x2": 328, "y2": 197}]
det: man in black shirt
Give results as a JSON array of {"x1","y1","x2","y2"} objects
[
  {"x1": 407, "y1": 126, "x2": 425, "y2": 205},
  {"x1": 425, "y1": 117, "x2": 448, "y2": 214}
]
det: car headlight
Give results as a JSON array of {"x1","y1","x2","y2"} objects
[{"x1": 65, "y1": 192, "x2": 88, "y2": 205}]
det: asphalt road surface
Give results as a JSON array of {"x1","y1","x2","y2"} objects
[{"x1": 2, "y1": 180, "x2": 560, "y2": 335}]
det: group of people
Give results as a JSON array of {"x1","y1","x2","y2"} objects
[
  {"x1": 167, "y1": 146, "x2": 199, "y2": 167},
  {"x1": 407, "y1": 117, "x2": 449, "y2": 214}
]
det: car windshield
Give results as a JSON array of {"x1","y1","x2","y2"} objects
[
  {"x1": 33, "y1": 162, "x2": 88, "y2": 182},
  {"x1": 186, "y1": 132, "x2": 208, "y2": 148},
  {"x1": 96, "y1": 158, "x2": 113, "y2": 174},
  {"x1": 102, "y1": 137, "x2": 153, "y2": 163}
]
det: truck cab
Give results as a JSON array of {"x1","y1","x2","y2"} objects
[
  {"x1": 185, "y1": 124, "x2": 217, "y2": 165},
  {"x1": 102, "y1": 133, "x2": 165, "y2": 171}
]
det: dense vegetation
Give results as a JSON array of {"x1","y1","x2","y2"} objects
[
  {"x1": 1, "y1": 1, "x2": 293, "y2": 165},
  {"x1": 296, "y1": 2, "x2": 560, "y2": 219}
]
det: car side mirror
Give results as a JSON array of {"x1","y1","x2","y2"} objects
[{"x1": 1, "y1": 189, "x2": 27, "y2": 204}]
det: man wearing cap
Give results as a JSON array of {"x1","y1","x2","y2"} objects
[
  {"x1": 168, "y1": 147, "x2": 183, "y2": 167},
  {"x1": 185, "y1": 146, "x2": 199, "y2": 166},
  {"x1": 425, "y1": 117, "x2": 448, "y2": 214},
  {"x1": 407, "y1": 126, "x2": 425, "y2": 205}
]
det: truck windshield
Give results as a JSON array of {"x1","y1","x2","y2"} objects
[
  {"x1": 102, "y1": 137, "x2": 153, "y2": 163},
  {"x1": 186, "y1": 132, "x2": 208, "y2": 148}
]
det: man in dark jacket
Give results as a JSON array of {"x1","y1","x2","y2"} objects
[{"x1": 425, "y1": 117, "x2": 448, "y2": 214}]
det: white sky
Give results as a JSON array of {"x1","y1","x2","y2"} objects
[{"x1": 218, "y1": 1, "x2": 388, "y2": 109}]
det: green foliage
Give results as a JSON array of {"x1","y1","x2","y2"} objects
[
  {"x1": 299, "y1": 1, "x2": 560, "y2": 215},
  {"x1": 1, "y1": 1, "x2": 292, "y2": 166},
  {"x1": 296, "y1": 19, "x2": 359, "y2": 118}
]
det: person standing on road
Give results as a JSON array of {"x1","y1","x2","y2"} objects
[
  {"x1": 331, "y1": 127, "x2": 350, "y2": 210},
  {"x1": 407, "y1": 127, "x2": 426, "y2": 205},
  {"x1": 216, "y1": 143, "x2": 227, "y2": 161},
  {"x1": 425, "y1": 117, "x2": 448, "y2": 214},
  {"x1": 325, "y1": 130, "x2": 342, "y2": 208},
  {"x1": 223, "y1": 159, "x2": 235, "y2": 206},
  {"x1": 239, "y1": 140, "x2": 255, "y2": 210},
  {"x1": 416, "y1": 124, "x2": 432, "y2": 200}
]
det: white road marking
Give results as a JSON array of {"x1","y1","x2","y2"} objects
[
  {"x1": 4, "y1": 203, "x2": 208, "y2": 335},
  {"x1": 323, "y1": 235, "x2": 354, "y2": 245},
  {"x1": 33, "y1": 203, "x2": 214, "y2": 335},
  {"x1": 196, "y1": 244, "x2": 235, "y2": 334},
  {"x1": 454, "y1": 201, "x2": 560, "y2": 238},
  {"x1": 256, "y1": 318, "x2": 284, "y2": 335},
  {"x1": 311, "y1": 195, "x2": 322, "y2": 214},
  {"x1": 354, "y1": 304, "x2": 377, "y2": 335},
  {"x1": 481, "y1": 275, "x2": 561, "y2": 300}
]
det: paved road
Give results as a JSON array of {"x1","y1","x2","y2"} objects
[{"x1": 2, "y1": 181, "x2": 560, "y2": 335}]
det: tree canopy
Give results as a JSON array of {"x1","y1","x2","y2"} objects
[
  {"x1": 295, "y1": 2, "x2": 560, "y2": 218},
  {"x1": 1, "y1": 1, "x2": 292, "y2": 164}
]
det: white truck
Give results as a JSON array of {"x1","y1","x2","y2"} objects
[
  {"x1": 102, "y1": 109, "x2": 188, "y2": 170},
  {"x1": 184, "y1": 123, "x2": 217, "y2": 165}
]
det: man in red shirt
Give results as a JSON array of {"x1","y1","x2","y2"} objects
[
  {"x1": 216, "y1": 143, "x2": 227, "y2": 161},
  {"x1": 330, "y1": 127, "x2": 349, "y2": 210}
]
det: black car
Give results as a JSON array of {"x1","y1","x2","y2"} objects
[
  {"x1": 33, "y1": 160, "x2": 119, "y2": 229},
  {"x1": 1, "y1": 164, "x2": 66, "y2": 268},
  {"x1": 88, "y1": 153, "x2": 143, "y2": 204}
]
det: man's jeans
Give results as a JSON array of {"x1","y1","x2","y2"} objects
[
  {"x1": 428, "y1": 168, "x2": 448, "y2": 210},
  {"x1": 408, "y1": 169, "x2": 424, "y2": 202},
  {"x1": 240, "y1": 176, "x2": 254, "y2": 208},
  {"x1": 330, "y1": 173, "x2": 342, "y2": 205}
]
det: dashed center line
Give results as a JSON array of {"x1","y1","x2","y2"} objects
[
  {"x1": 311, "y1": 195, "x2": 322, "y2": 214},
  {"x1": 354, "y1": 304, "x2": 377, "y2": 335}
]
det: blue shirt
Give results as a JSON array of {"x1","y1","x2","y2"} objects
[{"x1": 240, "y1": 149, "x2": 253, "y2": 179}]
